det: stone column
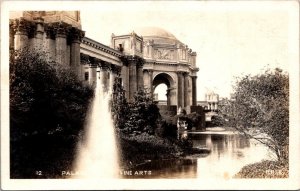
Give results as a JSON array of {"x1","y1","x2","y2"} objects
[
  {"x1": 70, "y1": 27, "x2": 85, "y2": 80},
  {"x1": 184, "y1": 72, "x2": 189, "y2": 107},
  {"x1": 148, "y1": 70, "x2": 154, "y2": 98},
  {"x1": 137, "y1": 60, "x2": 144, "y2": 91},
  {"x1": 33, "y1": 17, "x2": 44, "y2": 50},
  {"x1": 45, "y1": 25, "x2": 56, "y2": 61},
  {"x1": 109, "y1": 65, "x2": 120, "y2": 93},
  {"x1": 149, "y1": 40, "x2": 154, "y2": 59},
  {"x1": 121, "y1": 63, "x2": 130, "y2": 100},
  {"x1": 14, "y1": 18, "x2": 29, "y2": 50},
  {"x1": 55, "y1": 23, "x2": 69, "y2": 66},
  {"x1": 9, "y1": 20, "x2": 15, "y2": 51},
  {"x1": 191, "y1": 76, "x2": 197, "y2": 106},
  {"x1": 143, "y1": 70, "x2": 149, "y2": 89},
  {"x1": 99, "y1": 61, "x2": 109, "y2": 92},
  {"x1": 89, "y1": 64, "x2": 97, "y2": 88},
  {"x1": 166, "y1": 89, "x2": 171, "y2": 106},
  {"x1": 177, "y1": 72, "x2": 184, "y2": 107},
  {"x1": 128, "y1": 57, "x2": 137, "y2": 101}
]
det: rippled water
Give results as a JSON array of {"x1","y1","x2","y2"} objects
[{"x1": 124, "y1": 131, "x2": 273, "y2": 179}]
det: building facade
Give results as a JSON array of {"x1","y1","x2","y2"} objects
[{"x1": 9, "y1": 11, "x2": 199, "y2": 113}]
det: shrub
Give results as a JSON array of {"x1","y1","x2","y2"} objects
[
  {"x1": 10, "y1": 48, "x2": 93, "y2": 178},
  {"x1": 220, "y1": 68, "x2": 289, "y2": 162},
  {"x1": 112, "y1": 84, "x2": 161, "y2": 135},
  {"x1": 234, "y1": 160, "x2": 288, "y2": 178}
]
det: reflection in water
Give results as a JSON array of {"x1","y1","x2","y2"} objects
[
  {"x1": 195, "y1": 133, "x2": 269, "y2": 179},
  {"x1": 125, "y1": 132, "x2": 273, "y2": 179}
]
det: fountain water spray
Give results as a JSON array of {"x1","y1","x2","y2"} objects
[{"x1": 73, "y1": 70, "x2": 119, "y2": 179}]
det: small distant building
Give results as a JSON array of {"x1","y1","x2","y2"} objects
[
  {"x1": 205, "y1": 91, "x2": 219, "y2": 111},
  {"x1": 197, "y1": 91, "x2": 219, "y2": 112}
]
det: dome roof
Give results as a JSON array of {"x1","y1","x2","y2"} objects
[{"x1": 134, "y1": 27, "x2": 177, "y2": 40}]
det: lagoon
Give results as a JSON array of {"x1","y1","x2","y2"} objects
[{"x1": 123, "y1": 129, "x2": 273, "y2": 179}]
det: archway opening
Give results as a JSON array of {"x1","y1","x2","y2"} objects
[
  {"x1": 154, "y1": 84, "x2": 168, "y2": 105},
  {"x1": 152, "y1": 73, "x2": 174, "y2": 106}
]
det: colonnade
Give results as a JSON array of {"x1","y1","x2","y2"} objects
[
  {"x1": 83, "y1": 55, "x2": 121, "y2": 92},
  {"x1": 207, "y1": 102, "x2": 218, "y2": 111},
  {"x1": 177, "y1": 72, "x2": 197, "y2": 107},
  {"x1": 120, "y1": 56, "x2": 144, "y2": 101},
  {"x1": 9, "y1": 17, "x2": 85, "y2": 79}
]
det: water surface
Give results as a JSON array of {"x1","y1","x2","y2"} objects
[{"x1": 124, "y1": 131, "x2": 273, "y2": 179}]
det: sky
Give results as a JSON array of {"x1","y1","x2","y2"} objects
[{"x1": 79, "y1": 1, "x2": 296, "y2": 101}]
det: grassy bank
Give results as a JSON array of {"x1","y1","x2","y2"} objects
[
  {"x1": 234, "y1": 160, "x2": 288, "y2": 178},
  {"x1": 118, "y1": 132, "x2": 184, "y2": 169},
  {"x1": 118, "y1": 131, "x2": 211, "y2": 170}
]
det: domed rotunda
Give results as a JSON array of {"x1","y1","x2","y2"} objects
[{"x1": 111, "y1": 27, "x2": 199, "y2": 110}]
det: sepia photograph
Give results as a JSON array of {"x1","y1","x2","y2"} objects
[{"x1": 1, "y1": 0, "x2": 299, "y2": 190}]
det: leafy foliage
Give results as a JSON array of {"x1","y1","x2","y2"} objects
[
  {"x1": 220, "y1": 68, "x2": 289, "y2": 162},
  {"x1": 235, "y1": 160, "x2": 288, "y2": 178},
  {"x1": 10, "y1": 48, "x2": 93, "y2": 138},
  {"x1": 185, "y1": 112, "x2": 204, "y2": 130},
  {"x1": 111, "y1": 76, "x2": 129, "y2": 130},
  {"x1": 111, "y1": 82, "x2": 161, "y2": 135},
  {"x1": 206, "y1": 115, "x2": 225, "y2": 127},
  {"x1": 10, "y1": 48, "x2": 93, "y2": 178}
]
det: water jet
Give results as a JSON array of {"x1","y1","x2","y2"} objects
[{"x1": 73, "y1": 70, "x2": 119, "y2": 179}]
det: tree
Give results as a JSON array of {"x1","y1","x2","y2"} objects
[
  {"x1": 111, "y1": 83, "x2": 161, "y2": 135},
  {"x1": 130, "y1": 89, "x2": 161, "y2": 134},
  {"x1": 111, "y1": 76, "x2": 130, "y2": 130},
  {"x1": 10, "y1": 48, "x2": 93, "y2": 138},
  {"x1": 220, "y1": 68, "x2": 289, "y2": 162},
  {"x1": 10, "y1": 48, "x2": 93, "y2": 177}
]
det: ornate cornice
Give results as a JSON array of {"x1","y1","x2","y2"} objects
[
  {"x1": 11, "y1": 18, "x2": 37, "y2": 38},
  {"x1": 52, "y1": 22, "x2": 72, "y2": 37},
  {"x1": 99, "y1": 61, "x2": 110, "y2": 71},
  {"x1": 82, "y1": 37, "x2": 122, "y2": 57},
  {"x1": 69, "y1": 27, "x2": 85, "y2": 43},
  {"x1": 121, "y1": 55, "x2": 145, "y2": 67},
  {"x1": 44, "y1": 24, "x2": 55, "y2": 39}
]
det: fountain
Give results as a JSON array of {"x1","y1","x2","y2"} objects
[{"x1": 73, "y1": 70, "x2": 119, "y2": 179}]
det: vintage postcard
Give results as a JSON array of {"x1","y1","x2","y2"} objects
[{"x1": 1, "y1": 0, "x2": 299, "y2": 190}]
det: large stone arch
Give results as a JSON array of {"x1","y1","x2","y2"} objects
[{"x1": 152, "y1": 72, "x2": 177, "y2": 106}]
